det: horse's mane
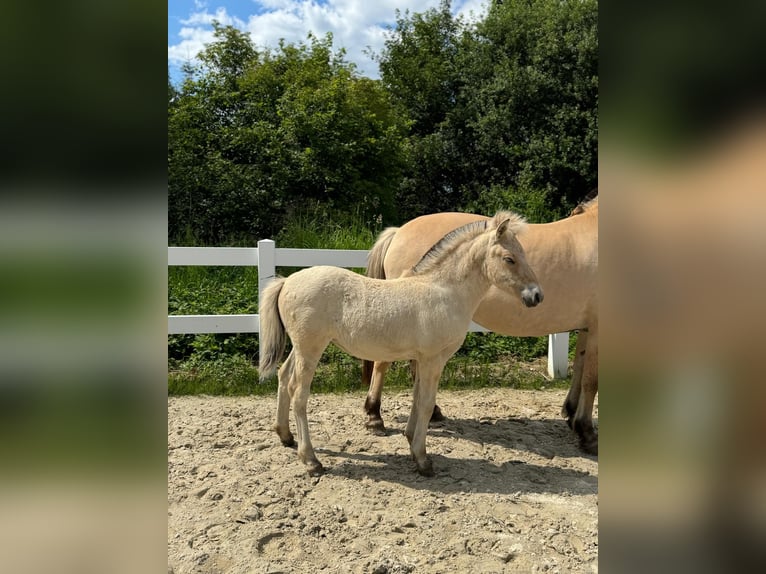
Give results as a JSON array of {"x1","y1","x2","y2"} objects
[
  {"x1": 570, "y1": 190, "x2": 598, "y2": 216},
  {"x1": 410, "y1": 210, "x2": 526, "y2": 275},
  {"x1": 411, "y1": 220, "x2": 488, "y2": 275}
]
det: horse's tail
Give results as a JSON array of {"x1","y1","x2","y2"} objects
[
  {"x1": 361, "y1": 227, "x2": 399, "y2": 386},
  {"x1": 258, "y1": 276, "x2": 287, "y2": 381},
  {"x1": 366, "y1": 226, "x2": 398, "y2": 280}
]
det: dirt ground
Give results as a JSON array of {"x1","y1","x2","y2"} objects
[{"x1": 168, "y1": 388, "x2": 598, "y2": 573}]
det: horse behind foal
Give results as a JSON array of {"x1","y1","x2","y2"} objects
[
  {"x1": 258, "y1": 211, "x2": 542, "y2": 477},
  {"x1": 363, "y1": 197, "x2": 599, "y2": 454}
]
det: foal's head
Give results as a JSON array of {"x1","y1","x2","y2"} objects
[{"x1": 485, "y1": 211, "x2": 543, "y2": 307}]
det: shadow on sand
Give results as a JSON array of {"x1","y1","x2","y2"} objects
[{"x1": 314, "y1": 415, "x2": 598, "y2": 496}]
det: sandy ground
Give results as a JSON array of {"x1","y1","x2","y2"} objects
[{"x1": 168, "y1": 388, "x2": 598, "y2": 573}]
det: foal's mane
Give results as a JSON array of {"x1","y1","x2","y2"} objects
[{"x1": 411, "y1": 219, "x2": 488, "y2": 275}]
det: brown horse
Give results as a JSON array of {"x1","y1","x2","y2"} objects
[{"x1": 362, "y1": 196, "x2": 598, "y2": 454}]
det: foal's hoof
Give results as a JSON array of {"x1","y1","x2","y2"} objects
[
  {"x1": 306, "y1": 461, "x2": 325, "y2": 477},
  {"x1": 430, "y1": 404, "x2": 446, "y2": 423},
  {"x1": 416, "y1": 459, "x2": 435, "y2": 477},
  {"x1": 365, "y1": 418, "x2": 387, "y2": 436}
]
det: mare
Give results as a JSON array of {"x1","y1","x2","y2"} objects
[
  {"x1": 258, "y1": 212, "x2": 543, "y2": 476},
  {"x1": 362, "y1": 196, "x2": 598, "y2": 454}
]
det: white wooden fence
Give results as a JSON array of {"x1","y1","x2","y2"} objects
[{"x1": 168, "y1": 240, "x2": 569, "y2": 378}]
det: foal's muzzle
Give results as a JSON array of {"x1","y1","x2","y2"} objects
[{"x1": 521, "y1": 285, "x2": 544, "y2": 307}]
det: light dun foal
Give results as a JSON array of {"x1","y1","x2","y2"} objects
[{"x1": 258, "y1": 212, "x2": 542, "y2": 476}]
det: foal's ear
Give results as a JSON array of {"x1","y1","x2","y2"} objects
[
  {"x1": 496, "y1": 218, "x2": 511, "y2": 239},
  {"x1": 492, "y1": 211, "x2": 526, "y2": 238}
]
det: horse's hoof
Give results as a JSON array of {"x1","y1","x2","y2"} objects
[
  {"x1": 306, "y1": 461, "x2": 325, "y2": 477},
  {"x1": 580, "y1": 438, "x2": 598, "y2": 456},
  {"x1": 280, "y1": 436, "x2": 296, "y2": 448},
  {"x1": 430, "y1": 405, "x2": 446, "y2": 422},
  {"x1": 561, "y1": 403, "x2": 576, "y2": 423},
  {"x1": 416, "y1": 460, "x2": 435, "y2": 477},
  {"x1": 365, "y1": 418, "x2": 386, "y2": 435}
]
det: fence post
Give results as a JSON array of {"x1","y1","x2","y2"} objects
[
  {"x1": 548, "y1": 332, "x2": 569, "y2": 379},
  {"x1": 257, "y1": 239, "x2": 276, "y2": 307}
]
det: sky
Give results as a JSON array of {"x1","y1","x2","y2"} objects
[{"x1": 168, "y1": 0, "x2": 489, "y2": 83}]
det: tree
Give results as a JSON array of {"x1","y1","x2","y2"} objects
[
  {"x1": 168, "y1": 25, "x2": 408, "y2": 244},
  {"x1": 463, "y1": 0, "x2": 598, "y2": 217},
  {"x1": 376, "y1": 0, "x2": 598, "y2": 221},
  {"x1": 376, "y1": 1, "x2": 470, "y2": 218}
]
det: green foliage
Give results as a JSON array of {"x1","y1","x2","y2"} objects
[
  {"x1": 169, "y1": 355, "x2": 267, "y2": 396},
  {"x1": 464, "y1": 0, "x2": 598, "y2": 213},
  {"x1": 466, "y1": 184, "x2": 562, "y2": 223},
  {"x1": 378, "y1": 1, "x2": 464, "y2": 136},
  {"x1": 169, "y1": 25, "x2": 409, "y2": 245},
  {"x1": 275, "y1": 206, "x2": 379, "y2": 251},
  {"x1": 168, "y1": 265, "x2": 259, "y2": 368},
  {"x1": 459, "y1": 332, "x2": 549, "y2": 363},
  {"x1": 377, "y1": 0, "x2": 597, "y2": 221}
]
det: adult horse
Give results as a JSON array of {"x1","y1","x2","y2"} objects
[
  {"x1": 259, "y1": 212, "x2": 543, "y2": 477},
  {"x1": 362, "y1": 196, "x2": 598, "y2": 454}
]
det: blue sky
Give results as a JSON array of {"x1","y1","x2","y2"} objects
[{"x1": 168, "y1": 0, "x2": 489, "y2": 83}]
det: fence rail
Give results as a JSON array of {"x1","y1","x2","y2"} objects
[{"x1": 168, "y1": 240, "x2": 569, "y2": 378}]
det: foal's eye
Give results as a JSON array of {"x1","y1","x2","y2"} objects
[{"x1": 503, "y1": 256, "x2": 516, "y2": 265}]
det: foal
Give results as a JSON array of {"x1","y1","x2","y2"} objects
[{"x1": 258, "y1": 212, "x2": 542, "y2": 476}]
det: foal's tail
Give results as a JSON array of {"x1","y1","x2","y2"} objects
[
  {"x1": 361, "y1": 227, "x2": 399, "y2": 386},
  {"x1": 258, "y1": 277, "x2": 287, "y2": 381}
]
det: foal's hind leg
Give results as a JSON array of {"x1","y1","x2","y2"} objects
[
  {"x1": 364, "y1": 361, "x2": 391, "y2": 434},
  {"x1": 562, "y1": 331, "x2": 588, "y2": 426},
  {"x1": 275, "y1": 350, "x2": 296, "y2": 447},
  {"x1": 288, "y1": 348, "x2": 325, "y2": 476}
]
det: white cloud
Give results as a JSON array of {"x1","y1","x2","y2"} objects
[
  {"x1": 181, "y1": 7, "x2": 245, "y2": 27},
  {"x1": 168, "y1": 26, "x2": 216, "y2": 67},
  {"x1": 168, "y1": 1, "x2": 490, "y2": 79}
]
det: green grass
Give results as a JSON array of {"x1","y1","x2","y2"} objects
[
  {"x1": 169, "y1": 212, "x2": 576, "y2": 396},
  {"x1": 168, "y1": 347, "x2": 571, "y2": 397}
]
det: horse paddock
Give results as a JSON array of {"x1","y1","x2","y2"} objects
[{"x1": 168, "y1": 387, "x2": 598, "y2": 573}]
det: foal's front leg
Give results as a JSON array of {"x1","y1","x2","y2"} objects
[{"x1": 406, "y1": 360, "x2": 443, "y2": 476}]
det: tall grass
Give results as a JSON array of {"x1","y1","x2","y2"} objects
[
  {"x1": 168, "y1": 212, "x2": 572, "y2": 395},
  {"x1": 276, "y1": 209, "x2": 379, "y2": 250}
]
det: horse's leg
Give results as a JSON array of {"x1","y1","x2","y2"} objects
[
  {"x1": 275, "y1": 349, "x2": 296, "y2": 447},
  {"x1": 431, "y1": 405, "x2": 446, "y2": 422},
  {"x1": 562, "y1": 330, "x2": 588, "y2": 426},
  {"x1": 364, "y1": 361, "x2": 391, "y2": 434},
  {"x1": 426, "y1": 358, "x2": 446, "y2": 422},
  {"x1": 289, "y1": 348, "x2": 324, "y2": 476},
  {"x1": 369, "y1": 361, "x2": 444, "y2": 430},
  {"x1": 406, "y1": 359, "x2": 443, "y2": 476},
  {"x1": 573, "y1": 336, "x2": 598, "y2": 455}
]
